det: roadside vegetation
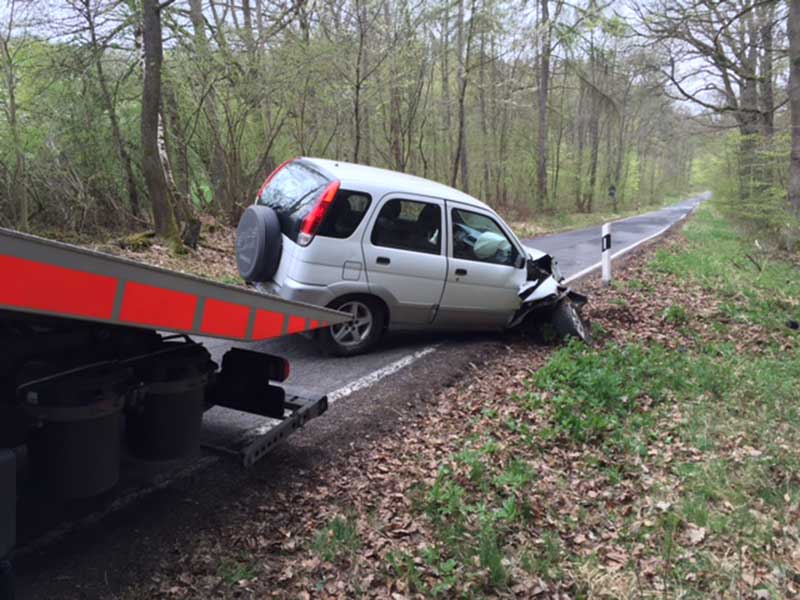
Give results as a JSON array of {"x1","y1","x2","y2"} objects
[
  {"x1": 130, "y1": 203, "x2": 799, "y2": 599},
  {"x1": 7, "y1": 1, "x2": 796, "y2": 249}
]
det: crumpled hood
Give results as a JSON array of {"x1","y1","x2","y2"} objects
[{"x1": 524, "y1": 245, "x2": 549, "y2": 261}]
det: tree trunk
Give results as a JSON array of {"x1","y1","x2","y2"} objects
[
  {"x1": 84, "y1": 0, "x2": 140, "y2": 218},
  {"x1": 141, "y1": 0, "x2": 179, "y2": 240},
  {"x1": 440, "y1": 3, "x2": 452, "y2": 183},
  {"x1": 384, "y1": 1, "x2": 403, "y2": 170},
  {"x1": 535, "y1": 0, "x2": 550, "y2": 209},
  {"x1": 0, "y1": 26, "x2": 27, "y2": 231},
  {"x1": 789, "y1": 0, "x2": 800, "y2": 216},
  {"x1": 451, "y1": 0, "x2": 471, "y2": 192},
  {"x1": 478, "y1": 30, "x2": 491, "y2": 199},
  {"x1": 758, "y1": 1, "x2": 776, "y2": 138}
]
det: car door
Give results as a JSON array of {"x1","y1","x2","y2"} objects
[
  {"x1": 362, "y1": 195, "x2": 448, "y2": 326},
  {"x1": 434, "y1": 204, "x2": 526, "y2": 330}
]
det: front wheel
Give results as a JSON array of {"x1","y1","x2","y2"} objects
[
  {"x1": 551, "y1": 300, "x2": 591, "y2": 344},
  {"x1": 318, "y1": 297, "x2": 386, "y2": 356}
]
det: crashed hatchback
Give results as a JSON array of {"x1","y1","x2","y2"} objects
[{"x1": 236, "y1": 158, "x2": 588, "y2": 355}]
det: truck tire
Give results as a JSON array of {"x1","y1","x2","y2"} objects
[
  {"x1": 551, "y1": 299, "x2": 591, "y2": 343},
  {"x1": 236, "y1": 205, "x2": 283, "y2": 282},
  {"x1": 317, "y1": 297, "x2": 386, "y2": 357}
]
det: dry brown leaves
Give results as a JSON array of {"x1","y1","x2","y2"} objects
[
  {"x1": 125, "y1": 231, "x2": 797, "y2": 600},
  {"x1": 89, "y1": 215, "x2": 241, "y2": 285}
]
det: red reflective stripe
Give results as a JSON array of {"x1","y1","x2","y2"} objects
[
  {"x1": 252, "y1": 310, "x2": 284, "y2": 340},
  {"x1": 201, "y1": 298, "x2": 249, "y2": 338},
  {"x1": 119, "y1": 281, "x2": 196, "y2": 330},
  {"x1": 310, "y1": 320, "x2": 320, "y2": 329},
  {"x1": 287, "y1": 315, "x2": 306, "y2": 334},
  {"x1": 0, "y1": 255, "x2": 116, "y2": 319}
]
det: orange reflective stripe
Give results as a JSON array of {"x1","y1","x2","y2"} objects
[
  {"x1": 252, "y1": 310, "x2": 285, "y2": 340},
  {"x1": 201, "y1": 298, "x2": 250, "y2": 338},
  {"x1": 0, "y1": 254, "x2": 116, "y2": 319},
  {"x1": 119, "y1": 281, "x2": 196, "y2": 330},
  {"x1": 287, "y1": 316, "x2": 307, "y2": 334}
]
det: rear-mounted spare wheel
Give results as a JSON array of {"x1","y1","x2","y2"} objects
[{"x1": 236, "y1": 205, "x2": 283, "y2": 282}]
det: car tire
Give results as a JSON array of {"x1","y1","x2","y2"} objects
[
  {"x1": 318, "y1": 296, "x2": 386, "y2": 357},
  {"x1": 551, "y1": 300, "x2": 591, "y2": 344},
  {"x1": 235, "y1": 205, "x2": 283, "y2": 282}
]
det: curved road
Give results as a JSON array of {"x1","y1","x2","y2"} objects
[
  {"x1": 14, "y1": 194, "x2": 706, "y2": 599},
  {"x1": 200, "y1": 193, "x2": 705, "y2": 449}
]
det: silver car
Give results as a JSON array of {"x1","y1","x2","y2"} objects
[{"x1": 236, "y1": 158, "x2": 587, "y2": 355}]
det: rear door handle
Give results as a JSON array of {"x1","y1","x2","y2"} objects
[
  {"x1": 376, "y1": 257, "x2": 391, "y2": 265},
  {"x1": 455, "y1": 268, "x2": 468, "y2": 276}
]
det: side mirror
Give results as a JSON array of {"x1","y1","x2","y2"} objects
[{"x1": 515, "y1": 254, "x2": 526, "y2": 269}]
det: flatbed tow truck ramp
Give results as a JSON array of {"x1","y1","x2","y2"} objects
[{"x1": 0, "y1": 227, "x2": 350, "y2": 598}]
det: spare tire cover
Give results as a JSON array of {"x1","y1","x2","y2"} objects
[{"x1": 236, "y1": 205, "x2": 283, "y2": 282}]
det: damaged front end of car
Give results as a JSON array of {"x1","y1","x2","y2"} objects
[{"x1": 508, "y1": 249, "x2": 589, "y2": 341}]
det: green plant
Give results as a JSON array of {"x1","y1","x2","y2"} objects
[{"x1": 312, "y1": 514, "x2": 362, "y2": 562}]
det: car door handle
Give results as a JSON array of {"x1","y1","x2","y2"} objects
[
  {"x1": 376, "y1": 257, "x2": 391, "y2": 265},
  {"x1": 455, "y1": 268, "x2": 468, "y2": 276}
]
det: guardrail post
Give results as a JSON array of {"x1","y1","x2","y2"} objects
[{"x1": 601, "y1": 223, "x2": 612, "y2": 286}]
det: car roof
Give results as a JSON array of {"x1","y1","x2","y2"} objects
[{"x1": 302, "y1": 157, "x2": 491, "y2": 211}]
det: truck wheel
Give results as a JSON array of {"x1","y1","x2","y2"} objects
[
  {"x1": 318, "y1": 297, "x2": 386, "y2": 356},
  {"x1": 551, "y1": 300, "x2": 591, "y2": 344}
]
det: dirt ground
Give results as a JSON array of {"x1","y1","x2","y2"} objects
[{"x1": 20, "y1": 218, "x2": 795, "y2": 600}]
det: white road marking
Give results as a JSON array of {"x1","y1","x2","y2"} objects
[
  {"x1": 564, "y1": 203, "x2": 697, "y2": 284},
  {"x1": 327, "y1": 346, "x2": 438, "y2": 404}
]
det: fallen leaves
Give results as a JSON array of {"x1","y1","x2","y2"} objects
[{"x1": 120, "y1": 226, "x2": 800, "y2": 600}]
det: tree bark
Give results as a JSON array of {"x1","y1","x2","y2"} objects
[
  {"x1": 0, "y1": 7, "x2": 27, "y2": 231},
  {"x1": 789, "y1": 0, "x2": 800, "y2": 216},
  {"x1": 141, "y1": 0, "x2": 179, "y2": 240},
  {"x1": 84, "y1": 0, "x2": 140, "y2": 218},
  {"x1": 535, "y1": 0, "x2": 551, "y2": 209}
]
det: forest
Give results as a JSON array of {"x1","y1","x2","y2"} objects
[{"x1": 0, "y1": 0, "x2": 797, "y2": 248}]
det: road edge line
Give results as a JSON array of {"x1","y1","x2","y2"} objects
[
  {"x1": 327, "y1": 346, "x2": 438, "y2": 404},
  {"x1": 564, "y1": 202, "x2": 698, "y2": 285}
]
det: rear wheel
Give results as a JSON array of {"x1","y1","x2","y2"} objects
[
  {"x1": 318, "y1": 297, "x2": 386, "y2": 356},
  {"x1": 551, "y1": 300, "x2": 591, "y2": 343}
]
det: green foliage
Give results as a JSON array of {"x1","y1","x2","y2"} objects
[
  {"x1": 696, "y1": 132, "x2": 800, "y2": 247},
  {"x1": 312, "y1": 514, "x2": 362, "y2": 562},
  {"x1": 531, "y1": 340, "x2": 710, "y2": 443},
  {"x1": 652, "y1": 203, "x2": 800, "y2": 331}
]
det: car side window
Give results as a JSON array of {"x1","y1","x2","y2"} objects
[
  {"x1": 451, "y1": 208, "x2": 517, "y2": 266},
  {"x1": 371, "y1": 199, "x2": 441, "y2": 255},
  {"x1": 317, "y1": 191, "x2": 372, "y2": 239}
]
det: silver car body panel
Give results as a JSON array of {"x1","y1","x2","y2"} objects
[{"x1": 258, "y1": 157, "x2": 570, "y2": 333}]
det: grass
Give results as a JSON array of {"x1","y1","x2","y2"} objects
[
  {"x1": 386, "y1": 203, "x2": 800, "y2": 598},
  {"x1": 510, "y1": 193, "x2": 688, "y2": 239},
  {"x1": 312, "y1": 513, "x2": 362, "y2": 563}
]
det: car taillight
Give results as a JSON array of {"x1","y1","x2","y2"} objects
[
  {"x1": 297, "y1": 180, "x2": 340, "y2": 247},
  {"x1": 255, "y1": 157, "x2": 295, "y2": 201}
]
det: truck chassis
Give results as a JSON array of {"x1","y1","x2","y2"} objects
[{"x1": 0, "y1": 227, "x2": 349, "y2": 598}]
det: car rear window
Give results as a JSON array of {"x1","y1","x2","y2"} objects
[
  {"x1": 257, "y1": 161, "x2": 330, "y2": 242},
  {"x1": 317, "y1": 191, "x2": 372, "y2": 239}
]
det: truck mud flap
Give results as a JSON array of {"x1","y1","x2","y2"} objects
[{"x1": 203, "y1": 394, "x2": 328, "y2": 467}]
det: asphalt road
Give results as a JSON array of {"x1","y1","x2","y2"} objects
[
  {"x1": 199, "y1": 193, "x2": 706, "y2": 449},
  {"x1": 13, "y1": 193, "x2": 706, "y2": 599}
]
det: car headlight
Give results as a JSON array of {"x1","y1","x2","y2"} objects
[{"x1": 551, "y1": 258, "x2": 564, "y2": 282}]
